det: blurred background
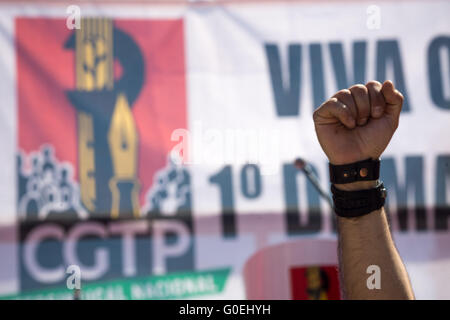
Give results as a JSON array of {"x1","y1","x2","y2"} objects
[{"x1": 0, "y1": 0, "x2": 449, "y2": 300}]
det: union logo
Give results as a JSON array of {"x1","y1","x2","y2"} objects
[{"x1": 16, "y1": 17, "x2": 194, "y2": 291}]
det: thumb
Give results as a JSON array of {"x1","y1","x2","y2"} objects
[{"x1": 381, "y1": 80, "x2": 404, "y2": 126}]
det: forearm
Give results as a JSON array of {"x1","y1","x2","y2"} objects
[
  {"x1": 313, "y1": 80, "x2": 414, "y2": 300},
  {"x1": 336, "y1": 182, "x2": 415, "y2": 300}
]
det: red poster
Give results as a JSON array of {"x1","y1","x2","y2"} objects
[
  {"x1": 16, "y1": 17, "x2": 193, "y2": 291},
  {"x1": 290, "y1": 265, "x2": 341, "y2": 300}
]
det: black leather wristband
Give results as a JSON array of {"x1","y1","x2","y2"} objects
[
  {"x1": 331, "y1": 181, "x2": 387, "y2": 218},
  {"x1": 329, "y1": 158, "x2": 380, "y2": 184}
]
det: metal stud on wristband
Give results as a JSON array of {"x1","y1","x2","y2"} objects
[{"x1": 329, "y1": 158, "x2": 380, "y2": 184}]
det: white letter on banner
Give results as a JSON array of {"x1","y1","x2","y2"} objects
[
  {"x1": 64, "y1": 222, "x2": 109, "y2": 280},
  {"x1": 152, "y1": 220, "x2": 190, "y2": 275},
  {"x1": 110, "y1": 220, "x2": 148, "y2": 277},
  {"x1": 24, "y1": 224, "x2": 66, "y2": 283}
]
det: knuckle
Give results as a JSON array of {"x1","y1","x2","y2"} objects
[
  {"x1": 335, "y1": 89, "x2": 352, "y2": 98},
  {"x1": 340, "y1": 103, "x2": 350, "y2": 114},
  {"x1": 313, "y1": 104, "x2": 326, "y2": 120},
  {"x1": 349, "y1": 84, "x2": 368, "y2": 94},
  {"x1": 312, "y1": 109, "x2": 320, "y2": 121},
  {"x1": 366, "y1": 80, "x2": 382, "y2": 89},
  {"x1": 329, "y1": 98, "x2": 344, "y2": 111},
  {"x1": 324, "y1": 98, "x2": 338, "y2": 107}
]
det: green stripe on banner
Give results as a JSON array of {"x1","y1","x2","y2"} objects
[{"x1": 0, "y1": 268, "x2": 231, "y2": 300}]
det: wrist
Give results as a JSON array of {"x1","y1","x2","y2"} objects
[
  {"x1": 334, "y1": 180, "x2": 378, "y2": 191},
  {"x1": 329, "y1": 158, "x2": 380, "y2": 185},
  {"x1": 331, "y1": 181, "x2": 387, "y2": 218}
]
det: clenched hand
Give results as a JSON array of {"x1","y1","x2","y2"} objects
[{"x1": 313, "y1": 80, "x2": 404, "y2": 166}]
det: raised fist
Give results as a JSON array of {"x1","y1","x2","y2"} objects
[{"x1": 313, "y1": 80, "x2": 403, "y2": 166}]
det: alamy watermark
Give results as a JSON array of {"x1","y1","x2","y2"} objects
[
  {"x1": 66, "y1": 5, "x2": 81, "y2": 30},
  {"x1": 66, "y1": 264, "x2": 81, "y2": 290},
  {"x1": 366, "y1": 5, "x2": 381, "y2": 30},
  {"x1": 170, "y1": 121, "x2": 297, "y2": 175},
  {"x1": 366, "y1": 264, "x2": 381, "y2": 290}
]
